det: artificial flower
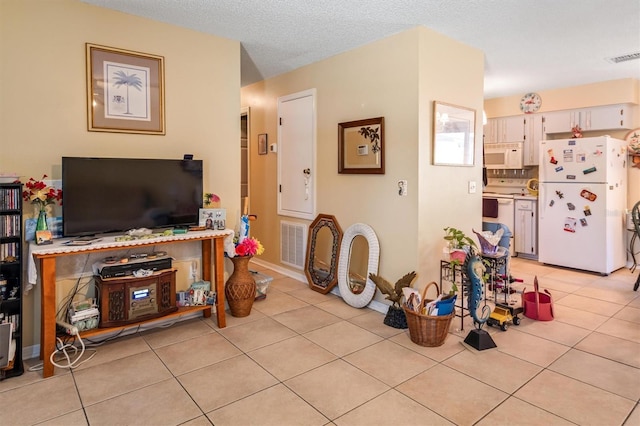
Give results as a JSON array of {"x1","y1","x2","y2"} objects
[
  {"x1": 204, "y1": 193, "x2": 220, "y2": 206},
  {"x1": 234, "y1": 236, "x2": 264, "y2": 257},
  {"x1": 19, "y1": 175, "x2": 63, "y2": 212}
]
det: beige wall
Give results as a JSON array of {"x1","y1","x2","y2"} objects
[
  {"x1": 484, "y1": 78, "x2": 640, "y2": 207},
  {"x1": 1, "y1": 0, "x2": 240, "y2": 349},
  {"x1": 242, "y1": 27, "x2": 485, "y2": 298}
]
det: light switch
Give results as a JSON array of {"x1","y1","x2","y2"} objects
[
  {"x1": 398, "y1": 180, "x2": 407, "y2": 196},
  {"x1": 468, "y1": 181, "x2": 477, "y2": 194}
]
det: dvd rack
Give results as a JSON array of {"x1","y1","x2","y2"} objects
[{"x1": 0, "y1": 183, "x2": 24, "y2": 379}]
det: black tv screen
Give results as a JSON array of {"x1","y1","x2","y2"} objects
[{"x1": 62, "y1": 157, "x2": 203, "y2": 237}]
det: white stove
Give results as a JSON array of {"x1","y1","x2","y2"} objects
[{"x1": 482, "y1": 178, "x2": 532, "y2": 256}]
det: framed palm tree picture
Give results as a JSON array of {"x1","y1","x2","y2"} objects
[{"x1": 86, "y1": 43, "x2": 165, "y2": 135}]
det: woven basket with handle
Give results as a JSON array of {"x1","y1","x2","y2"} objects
[{"x1": 403, "y1": 281, "x2": 454, "y2": 347}]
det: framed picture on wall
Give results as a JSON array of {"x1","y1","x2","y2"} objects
[
  {"x1": 86, "y1": 43, "x2": 165, "y2": 135},
  {"x1": 338, "y1": 117, "x2": 385, "y2": 174},
  {"x1": 258, "y1": 133, "x2": 268, "y2": 155},
  {"x1": 432, "y1": 101, "x2": 475, "y2": 166}
]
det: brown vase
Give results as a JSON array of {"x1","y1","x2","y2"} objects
[{"x1": 225, "y1": 255, "x2": 256, "y2": 317}]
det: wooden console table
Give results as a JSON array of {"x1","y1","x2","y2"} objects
[{"x1": 30, "y1": 229, "x2": 233, "y2": 378}]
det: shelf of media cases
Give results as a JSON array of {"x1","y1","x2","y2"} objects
[
  {"x1": 29, "y1": 229, "x2": 234, "y2": 378},
  {"x1": 0, "y1": 183, "x2": 24, "y2": 380},
  {"x1": 440, "y1": 248, "x2": 510, "y2": 332}
]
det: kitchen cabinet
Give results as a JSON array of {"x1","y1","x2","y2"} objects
[
  {"x1": 484, "y1": 116, "x2": 524, "y2": 144},
  {"x1": 514, "y1": 198, "x2": 537, "y2": 259},
  {"x1": 543, "y1": 104, "x2": 634, "y2": 134},
  {"x1": 523, "y1": 113, "x2": 543, "y2": 166}
]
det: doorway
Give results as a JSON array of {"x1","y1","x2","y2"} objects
[{"x1": 240, "y1": 107, "x2": 249, "y2": 214}]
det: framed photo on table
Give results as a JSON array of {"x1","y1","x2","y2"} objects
[
  {"x1": 86, "y1": 43, "x2": 165, "y2": 135},
  {"x1": 199, "y1": 208, "x2": 226, "y2": 230}
]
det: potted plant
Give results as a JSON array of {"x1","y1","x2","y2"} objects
[
  {"x1": 443, "y1": 227, "x2": 477, "y2": 263},
  {"x1": 369, "y1": 271, "x2": 416, "y2": 328}
]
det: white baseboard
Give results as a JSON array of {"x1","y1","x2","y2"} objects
[{"x1": 251, "y1": 258, "x2": 388, "y2": 314}]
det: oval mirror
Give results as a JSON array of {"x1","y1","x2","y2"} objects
[
  {"x1": 338, "y1": 223, "x2": 379, "y2": 308},
  {"x1": 305, "y1": 214, "x2": 343, "y2": 294}
]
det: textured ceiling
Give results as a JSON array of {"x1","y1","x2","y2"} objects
[{"x1": 82, "y1": 0, "x2": 640, "y2": 99}]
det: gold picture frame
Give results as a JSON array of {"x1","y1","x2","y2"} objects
[
  {"x1": 432, "y1": 101, "x2": 476, "y2": 166},
  {"x1": 258, "y1": 133, "x2": 268, "y2": 155},
  {"x1": 338, "y1": 117, "x2": 385, "y2": 174},
  {"x1": 86, "y1": 43, "x2": 165, "y2": 135}
]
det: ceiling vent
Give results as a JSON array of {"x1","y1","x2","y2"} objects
[{"x1": 605, "y1": 52, "x2": 640, "y2": 64}]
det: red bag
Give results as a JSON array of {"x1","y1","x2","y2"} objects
[{"x1": 522, "y1": 276, "x2": 554, "y2": 321}]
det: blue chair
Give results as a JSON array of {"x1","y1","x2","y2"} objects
[{"x1": 481, "y1": 222, "x2": 511, "y2": 278}]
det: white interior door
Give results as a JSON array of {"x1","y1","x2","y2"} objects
[{"x1": 277, "y1": 89, "x2": 316, "y2": 220}]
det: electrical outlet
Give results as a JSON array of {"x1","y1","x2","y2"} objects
[
  {"x1": 468, "y1": 181, "x2": 477, "y2": 194},
  {"x1": 398, "y1": 180, "x2": 408, "y2": 196}
]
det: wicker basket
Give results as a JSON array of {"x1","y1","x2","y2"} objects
[{"x1": 403, "y1": 281, "x2": 454, "y2": 347}]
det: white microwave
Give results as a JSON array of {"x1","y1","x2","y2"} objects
[{"x1": 484, "y1": 142, "x2": 524, "y2": 169}]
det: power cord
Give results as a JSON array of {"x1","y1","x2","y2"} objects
[{"x1": 49, "y1": 331, "x2": 96, "y2": 370}]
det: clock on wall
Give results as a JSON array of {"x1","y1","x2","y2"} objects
[{"x1": 519, "y1": 92, "x2": 542, "y2": 114}]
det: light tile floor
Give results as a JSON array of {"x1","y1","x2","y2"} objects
[{"x1": 2, "y1": 258, "x2": 640, "y2": 425}]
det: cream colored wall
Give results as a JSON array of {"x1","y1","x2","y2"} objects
[
  {"x1": 484, "y1": 78, "x2": 640, "y2": 207},
  {"x1": 1, "y1": 0, "x2": 240, "y2": 349},
  {"x1": 242, "y1": 27, "x2": 485, "y2": 299},
  {"x1": 243, "y1": 30, "x2": 420, "y2": 295},
  {"x1": 417, "y1": 28, "x2": 485, "y2": 290}
]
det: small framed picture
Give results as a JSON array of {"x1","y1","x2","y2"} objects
[
  {"x1": 36, "y1": 230, "x2": 53, "y2": 245},
  {"x1": 199, "y1": 208, "x2": 226, "y2": 230},
  {"x1": 258, "y1": 133, "x2": 268, "y2": 155}
]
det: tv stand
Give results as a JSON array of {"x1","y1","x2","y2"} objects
[{"x1": 30, "y1": 229, "x2": 233, "y2": 378}]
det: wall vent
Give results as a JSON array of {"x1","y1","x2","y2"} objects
[
  {"x1": 280, "y1": 221, "x2": 307, "y2": 269},
  {"x1": 605, "y1": 52, "x2": 640, "y2": 64}
]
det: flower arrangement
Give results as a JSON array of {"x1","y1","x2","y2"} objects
[
  {"x1": 20, "y1": 175, "x2": 63, "y2": 212},
  {"x1": 234, "y1": 236, "x2": 265, "y2": 257},
  {"x1": 225, "y1": 215, "x2": 264, "y2": 257},
  {"x1": 204, "y1": 193, "x2": 220, "y2": 207}
]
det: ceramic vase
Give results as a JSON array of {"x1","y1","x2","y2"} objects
[{"x1": 225, "y1": 255, "x2": 256, "y2": 317}]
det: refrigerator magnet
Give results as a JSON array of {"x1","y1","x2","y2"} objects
[
  {"x1": 576, "y1": 152, "x2": 586, "y2": 162},
  {"x1": 563, "y1": 149, "x2": 574, "y2": 162},
  {"x1": 550, "y1": 157, "x2": 558, "y2": 164},
  {"x1": 583, "y1": 166, "x2": 597, "y2": 174},
  {"x1": 568, "y1": 140, "x2": 576, "y2": 146},
  {"x1": 567, "y1": 202, "x2": 576, "y2": 211},
  {"x1": 549, "y1": 200, "x2": 555, "y2": 207},
  {"x1": 555, "y1": 166, "x2": 563, "y2": 172},
  {"x1": 580, "y1": 218, "x2": 588, "y2": 227},
  {"x1": 567, "y1": 174, "x2": 576, "y2": 180},
  {"x1": 564, "y1": 217, "x2": 577, "y2": 232},
  {"x1": 556, "y1": 190, "x2": 564, "y2": 199},
  {"x1": 584, "y1": 206, "x2": 591, "y2": 216},
  {"x1": 580, "y1": 189, "x2": 597, "y2": 202}
]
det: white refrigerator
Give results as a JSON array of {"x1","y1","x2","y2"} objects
[{"x1": 538, "y1": 136, "x2": 627, "y2": 274}]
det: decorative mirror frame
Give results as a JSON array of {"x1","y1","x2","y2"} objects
[
  {"x1": 337, "y1": 223, "x2": 380, "y2": 308},
  {"x1": 338, "y1": 117, "x2": 385, "y2": 174},
  {"x1": 432, "y1": 101, "x2": 476, "y2": 166},
  {"x1": 305, "y1": 214, "x2": 343, "y2": 294}
]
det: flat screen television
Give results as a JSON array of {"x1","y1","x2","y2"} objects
[{"x1": 62, "y1": 157, "x2": 203, "y2": 237}]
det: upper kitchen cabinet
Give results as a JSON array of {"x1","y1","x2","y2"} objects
[
  {"x1": 484, "y1": 116, "x2": 524, "y2": 144},
  {"x1": 523, "y1": 114, "x2": 543, "y2": 166},
  {"x1": 543, "y1": 104, "x2": 635, "y2": 134}
]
